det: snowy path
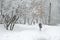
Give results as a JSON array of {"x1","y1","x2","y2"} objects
[
  {"x1": 0, "y1": 24, "x2": 60, "y2": 40},
  {"x1": 0, "y1": 30, "x2": 50, "y2": 40}
]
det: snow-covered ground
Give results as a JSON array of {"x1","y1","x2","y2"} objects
[{"x1": 0, "y1": 24, "x2": 60, "y2": 40}]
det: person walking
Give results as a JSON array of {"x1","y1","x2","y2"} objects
[{"x1": 39, "y1": 23, "x2": 42, "y2": 31}]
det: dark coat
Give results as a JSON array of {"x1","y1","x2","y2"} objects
[{"x1": 39, "y1": 23, "x2": 42, "y2": 28}]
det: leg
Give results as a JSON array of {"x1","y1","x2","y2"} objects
[
  {"x1": 39, "y1": 26, "x2": 41, "y2": 31},
  {"x1": 40, "y1": 28, "x2": 41, "y2": 31}
]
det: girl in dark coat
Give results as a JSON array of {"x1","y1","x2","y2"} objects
[{"x1": 39, "y1": 23, "x2": 42, "y2": 31}]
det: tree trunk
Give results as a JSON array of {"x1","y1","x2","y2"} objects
[{"x1": 48, "y1": 2, "x2": 51, "y2": 25}]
